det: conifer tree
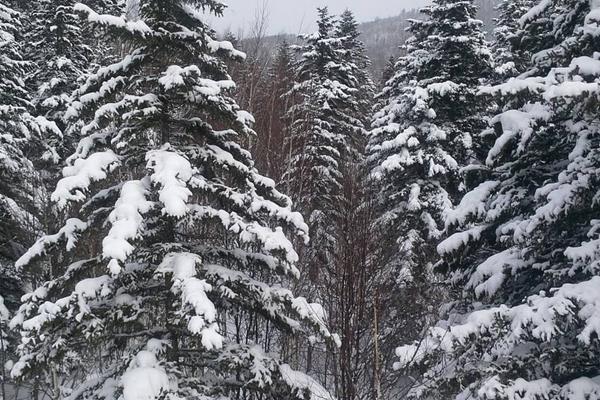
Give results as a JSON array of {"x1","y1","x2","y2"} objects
[
  {"x1": 0, "y1": 3, "x2": 60, "y2": 395},
  {"x1": 335, "y1": 9, "x2": 375, "y2": 159},
  {"x1": 13, "y1": 0, "x2": 101, "y2": 196},
  {"x1": 492, "y1": 0, "x2": 535, "y2": 79},
  {"x1": 285, "y1": 7, "x2": 352, "y2": 281},
  {"x1": 367, "y1": 0, "x2": 493, "y2": 382},
  {"x1": 380, "y1": 55, "x2": 397, "y2": 87},
  {"x1": 10, "y1": 2, "x2": 336, "y2": 400},
  {"x1": 0, "y1": 2, "x2": 32, "y2": 276},
  {"x1": 25, "y1": 0, "x2": 93, "y2": 128},
  {"x1": 0, "y1": 1, "x2": 59, "y2": 294},
  {"x1": 281, "y1": 8, "x2": 376, "y2": 387},
  {"x1": 396, "y1": 1, "x2": 600, "y2": 399},
  {"x1": 312, "y1": 11, "x2": 377, "y2": 400}
]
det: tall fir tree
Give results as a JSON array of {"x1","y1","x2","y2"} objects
[
  {"x1": 282, "y1": 8, "x2": 376, "y2": 389},
  {"x1": 16, "y1": 0, "x2": 101, "y2": 220},
  {"x1": 334, "y1": 9, "x2": 375, "y2": 160},
  {"x1": 492, "y1": 0, "x2": 535, "y2": 79},
  {"x1": 380, "y1": 55, "x2": 397, "y2": 88},
  {"x1": 0, "y1": 2, "x2": 29, "y2": 305},
  {"x1": 396, "y1": 1, "x2": 600, "y2": 399},
  {"x1": 367, "y1": 0, "x2": 493, "y2": 390},
  {"x1": 10, "y1": 2, "x2": 336, "y2": 400},
  {"x1": 24, "y1": 0, "x2": 93, "y2": 130},
  {"x1": 321, "y1": 10, "x2": 377, "y2": 400},
  {"x1": 0, "y1": 1, "x2": 61, "y2": 305},
  {"x1": 0, "y1": 3, "x2": 61, "y2": 394},
  {"x1": 285, "y1": 7, "x2": 357, "y2": 282}
]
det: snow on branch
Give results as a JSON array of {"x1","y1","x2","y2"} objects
[
  {"x1": 103, "y1": 179, "x2": 153, "y2": 275},
  {"x1": 486, "y1": 104, "x2": 551, "y2": 165},
  {"x1": 397, "y1": 275, "x2": 600, "y2": 372},
  {"x1": 122, "y1": 349, "x2": 170, "y2": 400},
  {"x1": 146, "y1": 146, "x2": 193, "y2": 217},
  {"x1": 73, "y1": 3, "x2": 151, "y2": 35},
  {"x1": 437, "y1": 224, "x2": 489, "y2": 256},
  {"x1": 157, "y1": 253, "x2": 222, "y2": 350},
  {"x1": 444, "y1": 180, "x2": 500, "y2": 228},
  {"x1": 279, "y1": 364, "x2": 335, "y2": 400},
  {"x1": 52, "y1": 150, "x2": 120, "y2": 208},
  {"x1": 466, "y1": 247, "x2": 532, "y2": 297},
  {"x1": 16, "y1": 218, "x2": 88, "y2": 269}
]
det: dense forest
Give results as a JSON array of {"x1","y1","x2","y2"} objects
[{"x1": 1, "y1": 1, "x2": 600, "y2": 400}]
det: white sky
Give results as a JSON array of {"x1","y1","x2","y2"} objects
[{"x1": 210, "y1": 0, "x2": 430, "y2": 36}]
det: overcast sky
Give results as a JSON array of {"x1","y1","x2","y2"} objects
[{"x1": 210, "y1": 0, "x2": 430, "y2": 36}]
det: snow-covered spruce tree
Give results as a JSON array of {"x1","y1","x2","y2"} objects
[
  {"x1": 281, "y1": 8, "x2": 373, "y2": 385},
  {"x1": 366, "y1": 0, "x2": 493, "y2": 385},
  {"x1": 3, "y1": 0, "x2": 123, "y2": 200},
  {"x1": 285, "y1": 7, "x2": 362, "y2": 282},
  {"x1": 0, "y1": 1, "x2": 30, "y2": 295},
  {"x1": 380, "y1": 55, "x2": 397, "y2": 88},
  {"x1": 71, "y1": 0, "x2": 125, "y2": 71},
  {"x1": 24, "y1": 0, "x2": 93, "y2": 131},
  {"x1": 305, "y1": 11, "x2": 377, "y2": 400},
  {"x1": 395, "y1": 1, "x2": 600, "y2": 399},
  {"x1": 0, "y1": 0, "x2": 60, "y2": 292},
  {"x1": 335, "y1": 9, "x2": 375, "y2": 159},
  {"x1": 492, "y1": 0, "x2": 535, "y2": 79},
  {"x1": 10, "y1": 2, "x2": 336, "y2": 400},
  {"x1": 13, "y1": 0, "x2": 101, "y2": 214},
  {"x1": 510, "y1": 0, "x2": 592, "y2": 77},
  {"x1": 0, "y1": 3, "x2": 61, "y2": 394}
]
